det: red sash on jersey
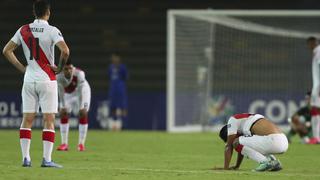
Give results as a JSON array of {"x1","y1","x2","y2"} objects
[
  {"x1": 233, "y1": 113, "x2": 254, "y2": 119},
  {"x1": 64, "y1": 76, "x2": 78, "y2": 93},
  {"x1": 20, "y1": 25, "x2": 56, "y2": 80}
]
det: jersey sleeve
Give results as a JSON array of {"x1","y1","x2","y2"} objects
[
  {"x1": 227, "y1": 117, "x2": 239, "y2": 136},
  {"x1": 10, "y1": 27, "x2": 22, "y2": 45},
  {"x1": 77, "y1": 71, "x2": 86, "y2": 85},
  {"x1": 51, "y1": 27, "x2": 64, "y2": 45}
]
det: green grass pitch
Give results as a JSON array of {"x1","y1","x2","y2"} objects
[{"x1": 0, "y1": 130, "x2": 319, "y2": 180}]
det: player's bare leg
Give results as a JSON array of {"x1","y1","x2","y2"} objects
[
  {"x1": 78, "y1": 109, "x2": 88, "y2": 151},
  {"x1": 57, "y1": 108, "x2": 69, "y2": 151},
  {"x1": 41, "y1": 113, "x2": 62, "y2": 168},
  {"x1": 20, "y1": 113, "x2": 36, "y2": 167}
]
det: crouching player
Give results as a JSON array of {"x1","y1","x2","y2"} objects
[
  {"x1": 217, "y1": 113, "x2": 288, "y2": 172},
  {"x1": 56, "y1": 60, "x2": 91, "y2": 151},
  {"x1": 287, "y1": 92, "x2": 312, "y2": 143}
]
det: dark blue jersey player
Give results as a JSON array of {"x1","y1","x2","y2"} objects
[{"x1": 108, "y1": 53, "x2": 128, "y2": 130}]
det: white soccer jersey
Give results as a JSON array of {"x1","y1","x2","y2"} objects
[
  {"x1": 227, "y1": 113, "x2": 265, "y2": 136},
  {"x1": 10, "y1": 19, "x2": 64, "y2": 82},
  {"x1": 57, "y1": 67, "x2": 91, "y2": 111}
]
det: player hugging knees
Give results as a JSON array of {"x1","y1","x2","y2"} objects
[
  {"x1": 56, "y1": 59, "x2": 91, "y2": 151},
  {"x1": 216, "y1": 113, "x2": 288, "y2": 172},
  {"x1": 287, "y1": 92, "x2": 313, "y2": 144}
]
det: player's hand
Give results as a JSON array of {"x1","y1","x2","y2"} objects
[
  {"x1": 212, "y1": 166, "x2": 238, "y2": 170},
  {"x1": 229, "y1": 166, "x2": 239, "y2": 170},
  {"x1": 48, "y1": 64, "x2": 62, "y2": 74}
]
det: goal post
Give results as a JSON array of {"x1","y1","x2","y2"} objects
[{"x1": 167, "y1": 10, "x2": 320, "y2": 132}]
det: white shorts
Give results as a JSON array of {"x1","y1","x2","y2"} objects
[
  {"x1": 311, "y1": 85, "x2": 320, "y2": 107},
  {"x1": 239, "y1": 133, "x2": 288, "y2": 155},
  {"x1": 22, "y1": 81, "x2": 58, "y2": 113},
  {"x1": 59, "y1": 84, "x2": 91, "y2": 113}
]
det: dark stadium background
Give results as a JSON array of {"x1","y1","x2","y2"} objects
[{"x1": 0, "y1": 0, "x2": 319, "y2": 130}]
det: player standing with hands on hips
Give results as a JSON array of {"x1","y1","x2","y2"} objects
[{"x1": 2, "y1": 0, "x2": 69, "y2": 168}]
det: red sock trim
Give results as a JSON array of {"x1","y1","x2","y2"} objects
[
  {"x1": 20, "y1": 129, "x2": 31, "y2": 139},
  {"x1": 235, "y1": 144, "x2": 244, "y2": 153},
  {"x1": 61, "y1": 116, "x2": 69, "y2": 124},
  {"x1": 79, "y1": 117, "x2": 88, "y2": 125},
  {"x1": 42, "y1": 131, "x2": 55, "y2": 143},
  {"x1": 311, "y1": 107, "x2": 320, "y2": 116}
]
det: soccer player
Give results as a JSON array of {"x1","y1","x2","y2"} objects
[
  {"x1": 2, "y1": 0, "x2": 69, "y2": 167},
  {"x1": 56, "y1": 60, "x2": 91, "y2": 151},
  {"x1": 108, "y1": 53, "x2": 128, "y2": 130},
  {"x1": 216, "y1": 113, "x2": 288, "y2": 172},
  {"x1": 286, "y1": 92, "x2": 312, "y2": 143},
  {"x1": 307, "y1": 37, "x2": 320, "y2": 144}
]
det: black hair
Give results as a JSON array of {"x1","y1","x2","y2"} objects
[
  {"x1": 219, "y1": 125, "x2": 228, "y2": 143},
  {"x1": 66, "y1": 58, "x2": 72, "y2": 65},
  {"x1": 307, "y1": 36, "x2": 317, "y2": 42},
  {"x1": 33, "y1": 0, "x2": 50, "y2": 18}
]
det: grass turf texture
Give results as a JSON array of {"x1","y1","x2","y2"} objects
[{"x1": 0, "y1": 130, "x2": 319, "y2": 180}]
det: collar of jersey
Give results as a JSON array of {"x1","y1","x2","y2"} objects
[{"x1": 33, "y1": 19, "x2": 49, "y2": 25}]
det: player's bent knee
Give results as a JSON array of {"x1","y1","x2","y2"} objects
[
  {"x1": 60, "y1": 109, "x2": 68, "y2": 117},
  {"x1": 79, "y1": 109, "x2": 88, "y2": 118},
  {"x1": 274, "y1": 135, "x2": 289, "y2": 154}
]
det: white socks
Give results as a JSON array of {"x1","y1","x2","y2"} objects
[
  {"x1": 60, "y1": 123, "x2": 69, "y2": 145},
  {"x1": 241, "y1": 146, "x2": 268, "y2": 163},
  {"x1": 42, "y1": 129, "x2": 55, "y2": 162},
  {"x1": 311, "y1": 116, "x2": 320, "y2": 139},
  {"x1": 20, "y1": 128, "x2": 31, "y2": 161},
  {"x1": 79, "y1": 124, "x2": 88, "y2": 145}
]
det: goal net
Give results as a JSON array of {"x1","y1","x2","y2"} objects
[{"x1": 167, "y1": 10, "x2": 320, "y2": 132}]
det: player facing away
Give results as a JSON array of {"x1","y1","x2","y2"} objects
[
  {"x1": 216, "y1": 113, "x2": 288, "y2": 172},
  {"x1": 2, "y1": 0, "x2": 69, "y2": 167},
  {"x1": 56, "y1": 60, "x2": 91, "y2": 151},
  {"x1": 108, "y1": 53, "x2": 128, "y2": 130},
  {"x1": 287, "y1": 92, "x2": 313, "y2": 144},
  {"x1": 307, "y1": 37, "x2": 320, "y2": 144}
]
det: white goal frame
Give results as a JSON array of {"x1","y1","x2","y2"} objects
[{"x1": 167, "y1": 10, "x2": 320, "y2": 132}]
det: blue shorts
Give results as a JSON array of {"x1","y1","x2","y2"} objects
[{"x1": 109, "y1": 91, "x2": 127, "y2": 110}]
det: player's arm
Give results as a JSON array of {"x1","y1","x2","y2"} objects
[
  {"x1": 54, "y1": 41, "x2": 69, "y2": 74},
  {"x1": 2, "y1": 41, "x2": 25, "y2": 73},
  {"x1": 76, "y1": 71, "x2": 87, "y2": 103},
  {"x1": 224, "y1": 134, "x2": 237, "y2": 170},
  {"x1": 232, "y1": 151, "x2": 244, "y2": 170},
  {"x1": 49, "y1": 27, "x2": 69, "y2": 74},
  {"x1": 58, "y1": 81, "x2": 65, "y2": 108}
]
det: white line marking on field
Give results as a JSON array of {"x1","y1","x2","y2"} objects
[{"x1": 111, "y1": 167, "x2": 320, "y2": 177}]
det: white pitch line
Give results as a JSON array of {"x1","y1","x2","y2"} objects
[{"x1": 110, "y1": 167, "x2": 320, "y2": 177}]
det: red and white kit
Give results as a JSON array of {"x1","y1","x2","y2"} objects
[
  {"x1": 311, "y1": 45, "x2": 320, "y2": 107},
  {"x1": 57, "y1": 67, "x2": 91, "y2": 112},
  {"x1": 10, "y1": 19, "x2": 66, "y2": 164},
  {"x1": 11, "y1": 19, "x2": 64, "y2": 113},
  {"x1": 227, "y1": 113, "x2": 288, "y2": 155}
]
